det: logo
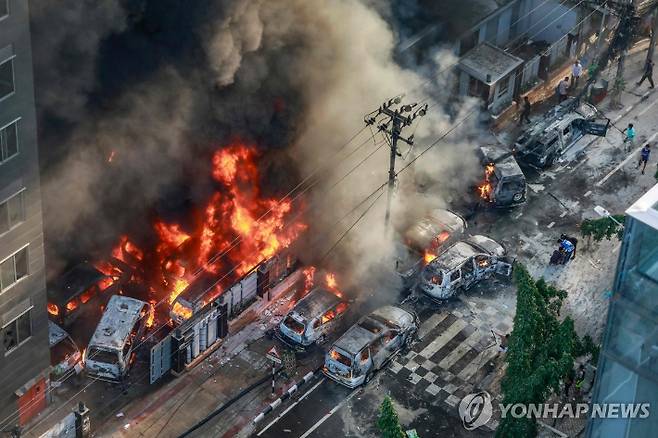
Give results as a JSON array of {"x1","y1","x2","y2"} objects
[{"x1": 458, "y1": 391, "x2": 493, "y2": 430}]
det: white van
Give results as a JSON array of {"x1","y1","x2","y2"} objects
[
  {"x1": 277, "y1": 288, "x2": 348, "y2": 349},
  {"x1": 85, "y1": 295, "x2": 148, "y2": 382}
]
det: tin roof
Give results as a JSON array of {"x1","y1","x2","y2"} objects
[
  {"x1": 292, "y1": 288, "x2": 341, "y2": 320},
  {"x1": 459, "y1": 42, "x2": 523, "y2": 84},
  {"x1": 48, "y1": 263, "x2": 107, "y2": 305},
  {"x1": 89, "y1": 295, "x2": 147, "y2": 350}
]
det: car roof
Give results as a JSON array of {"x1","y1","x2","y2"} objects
[
  {"x1": 332, "y1": 306, "x2": 409, "y2": 355},
  {"x1": 89, "y1": 295, "x2": 147, "y2": 351},
  {"x1": 47, "y1": 262, "x2": 108, "y2": 305},
  {"x1": 404, "y1": 209, "x2": 466, "y2": 252},
  {"x1": 430, "y1": 235, "x2": 504, "y2": 271},
  {"x1": 48, "y1": 321, "x2": 69, "y2": 347},
  {"x1": 292, "y1": 288, "x2": 341, "y2": 320}
]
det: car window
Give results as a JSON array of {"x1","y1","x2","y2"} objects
[
  {"x1": 360, "y1": 348, "x2": 370, "y2": 362},
  {"x1": 450, "y1": 269, "x2": 461, "y2": 282},
  {"x1": 370, "y1": 336, "x2": 386, "y2": 357}
]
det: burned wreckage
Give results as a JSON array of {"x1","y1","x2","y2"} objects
[{"x1": 417, "y1": 235, "x2": 512, "y2": 300}]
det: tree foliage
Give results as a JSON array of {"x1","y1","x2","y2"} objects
[
  {"x1": 580, "y1": 215, "x2": 625, "y2": 242},
  {"x1": 496, "y1": 265, "x2": 583, "y2": 438},
  {"x1": 377, "y1": 396, "x2": 405, "y2": 438}
]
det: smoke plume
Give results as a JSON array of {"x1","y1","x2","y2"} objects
[{"x1": 30, "y1": 0, "x2": 480, "y2": 283}]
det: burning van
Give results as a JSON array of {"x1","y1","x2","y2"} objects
[
  {"x1": 277, "y1": 287, "x2": 349, "y2": 350},
  {"x1": 477, "y1": 146, "x2": 526, "y2": 208},
  {"x1": 395, "y1": 209, "x2": 466, "y2": 287},
  {"x1": 323, "y1": 306, "x2": 418, "y2": 388},
  {"x1": 85, "y1": 295, "x2": 149, "y2": 382},
  {"x1": 417, "y1": 235, "x2": 512, "y2": 300}
]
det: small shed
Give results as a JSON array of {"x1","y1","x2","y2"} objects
[{"x1": 457, "y1": 42, "x2": 523, "y2": 113}]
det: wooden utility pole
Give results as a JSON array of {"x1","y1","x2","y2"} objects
[{"x1": 365, "y1": 97, "x2": 427, "y2": 230}]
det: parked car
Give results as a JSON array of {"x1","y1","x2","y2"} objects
[
  {"x1": 323, "y1": 306, "x2": 418, "y2": 388},
  {"x1": 85, "y1": 295, "x2": 149, "y2": 382},
  {"x1": 395, "y1": 209, "x2": 466, "y2": 288},
  {"x1": 417, "y1": 235, "x2": 512, "y2": 300},
  {"x1": 48, "y1": 321, "x2": 82, "y2": 380},
  {"x1": 514, "y1": 98, "x2": 609, "y2": 169},
  {"x1": 277, "y1": 287, "x2": 349, "y2": 350},
  {"x1": 478, "y1": 145, "x2": 526, "y2": 208}
]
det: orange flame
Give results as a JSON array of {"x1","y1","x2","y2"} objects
[
  {"x1": 303, "y1": 266, "x2": 316, "y2": 293},
  {"x1": 424, "y1": 250, "x2": 437, "y2": 264},
  {"x1": 146, "y1": 301, "x2": 156, "y2": 328},
  {"x1": 171, "y1": 301, "x2": 193, "y2": 321},
  {"x1": 168, "y1": 278, "x2": 190, "y2": 304},
  {"x1": 478, "y1": 163, "x2": 495, "y2": 201},
  {"x1": 47, "y1": 303, "x2": 59, "y2": 316}
]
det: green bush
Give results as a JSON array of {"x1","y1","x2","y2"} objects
[{"x1": 580, "y1": 216, "x2": 625, "y2": 242}]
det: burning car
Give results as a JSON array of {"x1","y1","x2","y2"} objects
[
  {"x1": 49, "y1": 321, "x2": 83, "y2": 380},
  {"x1": 277, "y1": 287, "x2": 349, "y2": 350},
  {"x1": 395, "y1": 209, "x2": 466, "y2": 287},
  {"x1": 323, "y1": 306, "x2": 418, "y2": 388},
  {"x1": 417, "y1": 235, "x2": 512, "y2": 300},
  {"x1": 85, "y1": 295, "x2": 149, "y2": 382},
  {"x1": 514, "y1": 98, "x2": 609, "y2": 169},
  {"x1": 477, "y1": 146, "x2": 526, "y2": 208},
  {"x1": 47, "y1": 263, "x2": 114, "y2": 327}
]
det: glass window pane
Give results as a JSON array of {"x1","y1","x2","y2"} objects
[
  {"x1": 7, "y1": 192, "x2": 24, "y2": 227},
  {"x1": 0, "y1": 201, "x2": 8, "y2": 234},
  {"x1": 0, "y1": 1, "x2": 7, "y2": 18},
  {"x1": 0, "y1": 59, "x2": 14, "y2": 99},
  {"x1": 0, "y1": 257, "x2": 14, "y2": 290},
  {"x1": 1, "y1": 321, "x2": 17, "y2": 353},
  {"x1": 14, "y1": 248, "x2": 28, "y2": 280},
  {"x1": 3, "y1": 122, "x2": 17, "y2": 159},
  {"x1": 17, "y1": 311, "x2": 31, "y2": 343}
]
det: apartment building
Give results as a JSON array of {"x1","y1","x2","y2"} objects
[{"x1": 0, "y1": 0, "x2": 51, "y2": 429}]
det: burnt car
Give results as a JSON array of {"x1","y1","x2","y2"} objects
[
  {"x1": 47, "y1": 263, "x2": 113, "y2": 327},
  {"x1": 417, "y1": 235, "x2": 512, "y2": 300},
  {"x1": 277, "y1": 287, "x2": 349, "y2": 350},
  {"x1": 323, "y1": 306, "x2": 418, "y2": 388},
  {"x1": 49, "y1": 321, "x2": 83, "y2": 381},
  {"x1": 478, "y1": 145, "x2": 526, "y2": 208},
  {"x1": 395, "y1": 209, "x2": 466, "y2": 287},
  {"x1": 514, "y1": 98, "x2": 609, "y2": 169}
]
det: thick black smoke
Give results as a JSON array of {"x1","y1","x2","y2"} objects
[{"x1": 30, "y1": 0, "x2": 480, "y2": 282}]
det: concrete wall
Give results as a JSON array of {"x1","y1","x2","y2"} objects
[
  {"x1": 524, "y1": 0, "x2": 578, "y2": 43},
  {"x1": 0, "y1": 0, "x2": 50, "y2": 428}
]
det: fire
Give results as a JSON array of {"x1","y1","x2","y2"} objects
[
  {"x1": 47, "y1": 303, "x2": 59, "y2": 316},
  {"x1": 66, "y1": 299, "x2": 78, "y2": 312},
  {"x1": 146, "y1": 301, "x2": 156, "y2": 328},
  {"x1": 93, "y1": 141, "x2": 306, "y2": 317},
  {"x1": 171, "y1": 301, "x2": 193, "y2": 321},
  {"x1": 98, "y1": 276, "x2": 114, "y2": 291},
  {"x1": 325, "y1": 273, "x2": 337, "y2": 289},
  {"x1": 477, "y1": 163, "x2": 496, "y2": 201},
  {"x1": 424, "y1": 250, "x2": 437, "y2": 264},
  {"x1": 81, "y1": 348, "x2": 86, "y2": 364},
  {"x1": 303, "y1": 266, "x2": 316, "y2": 293}
]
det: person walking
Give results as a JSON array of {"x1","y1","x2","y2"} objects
[
  {"x1": 637, "y1": 59, "x2": 655, "y2": 89},
  {"x1": 638, "y1": 143, "x2": 651, "y2": 174},
  {"x1": 557, "y1": 77, "x2": 570, "y2": 102},
  {"x1": 571, "y1": 59, "x2": 583, "y2": 89},
  {"x1": 518, "y1": 96, "x2": 531, "y2": 125},
  {"x1": 623, "y1": 123, "x2": 636, "y2": 152}
]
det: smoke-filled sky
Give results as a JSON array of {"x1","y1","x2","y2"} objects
[{"x1": 30, "y1": 0, "x2": 481, "y2": 283}]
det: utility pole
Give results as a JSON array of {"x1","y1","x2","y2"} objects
[
  {"x1": 365, "y1": 97, "x2": 428, "y2": 230},
  {"x1": 611, "y1": 1, "x2": 636, "y2": 108}
]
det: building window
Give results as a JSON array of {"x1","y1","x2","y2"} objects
[
  {"x1": 0, "y1": 189, "x2": 25, "y2": 234},
  {"x1": 0, "y1": 119, "x2": 18, "y2": 163},
  {"x1": 0, "y1": 58, "x2": 15, "y2": 100},
  {"x1": 497, "y1": 77, "x2": 510, "y2": 99},
  {"x1": 0, "y1": 1, "x2": 7, "y2": 20},
  {"x1": 1, "y1": 309, "x2": 32, "y2": 354},
  {"x1": 0, "y1": 246, "x2": 28, "y2": 292}
]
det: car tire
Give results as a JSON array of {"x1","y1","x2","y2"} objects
[{"x1": 513, "y1": 193, "x2": 523, "y2": 203}]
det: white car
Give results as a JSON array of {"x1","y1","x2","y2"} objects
[
  {"x1": 417, "y1": 235, "x2": 512, "y2": 300},
  {"x1": 323, "y1": 306, "x2": 418, "y2": 388}
]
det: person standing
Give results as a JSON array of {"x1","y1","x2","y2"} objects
[
  {"x1": 557, "y1": 77, "x2": 569, "y2": 102},
  {"x1": 637, "y1": 59, "x2": 655, "y2": 89},
  {"x1": 623, "y1": 123, "x2": 636, "y2": 152},
  {"x1": 638, "y1": 143, "x2": 651, "y2": 174},
  {"x1": 571, "y1": 60, "x2": 583, "y2": 88},
  {"x1": 518, "y1": 96, "x2": 532, "y2": 125}
]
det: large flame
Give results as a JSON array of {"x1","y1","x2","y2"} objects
[
  {"x1": 92, "y1": 142, "x2": 306, "y2": 326},
  {"x1": 477, "y1": 163, "x2": 496, "y2": 201}
]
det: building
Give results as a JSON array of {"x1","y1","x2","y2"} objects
[
  {"x1": 0, "y1": 0, "x2": 51, "y2": 429},
  {"x1": 587, "y1": 185, "x2": 658, "y2": 437}
]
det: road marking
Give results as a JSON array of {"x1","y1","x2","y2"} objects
[
  {"x1": 568, "y1": 159, "x2": 588, "y2": 173},
  {"x1": 584, "y1": 190, "x2": 592, "y2": 197},
  {"x1": 418, "y1": 319, "x2": 467, "y2": 359},
  {"x1": 596, "y1": 132, "x2": 658, "y2": 187},
  {"x1": 637, "y1": 97, "x2": 658, "y2": 117},
  {"x1": 299, "y1": 387, "x2": 360, "y2": 438},
  {"x1": 559, "y1": 211, "x2": 567, "y2": 218},
  {"x1": 457, "y1": 345, "x2": 500, "y2": 381},
  {"x1": 257, "y1": 378, "x2": 326, "y2": 436},
  {"x1": 547, "y1": 222, "x2": 555, "y2": 229},
  {"x1": 437, "y1": 331, "x2": 483, "y2": 370},
  {"x1": 613, "y1": 114, "x2": 623, "y2": 123},
  {"x1": 418, "y1": 313, "x2": 448, "y2": 340}
]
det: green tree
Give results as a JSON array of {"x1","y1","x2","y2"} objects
[
  {"x1": 496, "y1": 265, "x2": 582, "y2": 437},
  {"x1": 580, "y1": 215, "x2": 625, "y2": 242},
  {"x1": 377, "y1": 396, "x2": 405, "y2": 438}
]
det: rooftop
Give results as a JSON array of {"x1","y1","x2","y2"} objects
[
  {"x1": 627, "y1": 183, "x2": 658, "y2": 230},
  {"x1": 459, "y1": 42, "x2": 524, "y2": 84},
  {"x1": 293, "y1": 288, "x2": 341, "y2": 320},
  {"x1": 89, "y1": 295, "x2": 147, "y2": 350}
]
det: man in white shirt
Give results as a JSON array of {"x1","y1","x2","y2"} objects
[{"x1": 571, "y1": 60, "x2": 583, "y2": 88}]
